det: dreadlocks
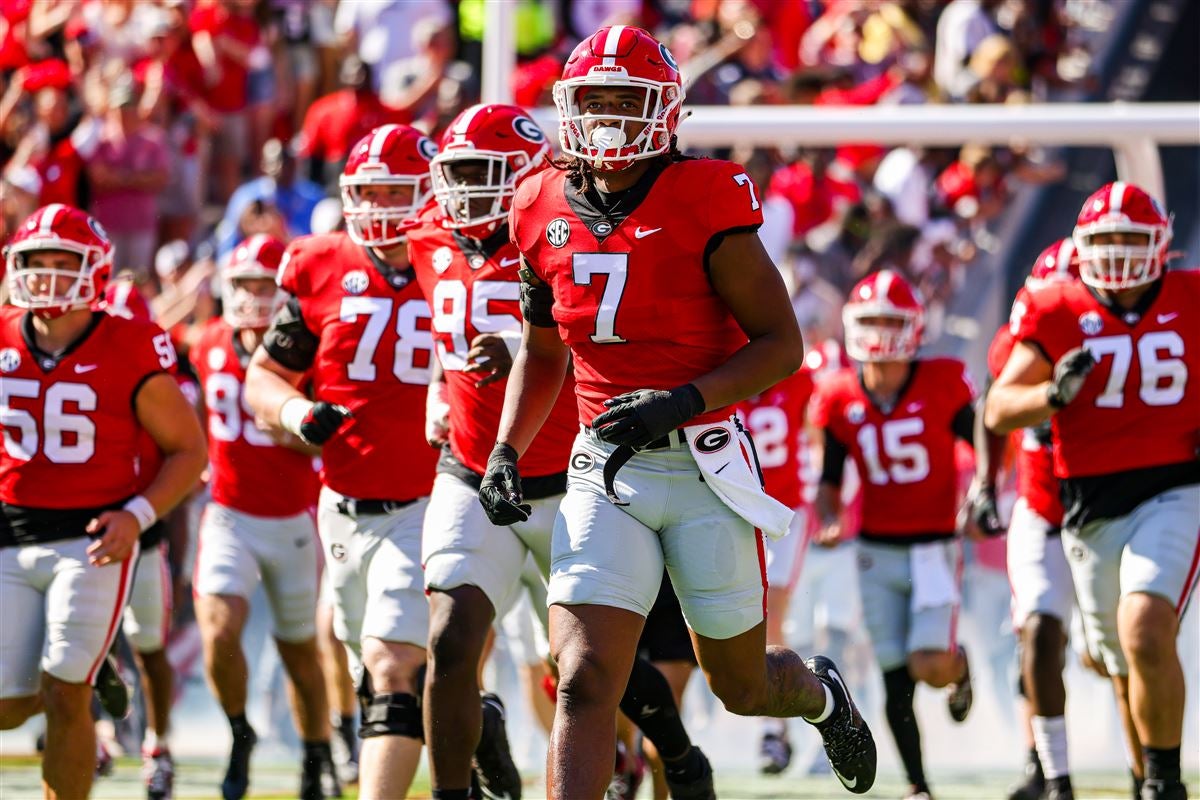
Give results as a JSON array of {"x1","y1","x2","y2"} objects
[{"x1": 553, "y1": 135, "x2": 691, "y2": 195}]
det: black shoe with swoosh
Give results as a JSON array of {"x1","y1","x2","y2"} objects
[{"x1": 805, "y1": 655, "x2": 876, "y2": 794}]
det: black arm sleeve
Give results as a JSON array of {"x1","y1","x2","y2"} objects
[
  {"x1": 820, "y1": 428, "x2": 848, "y2": 486},
  {"x1": 262, "y1": 295, "x2": 320, "y2": 372},
  {"x1": 518, "y1": 264, "x2": 556, "y2": 328},
  {"x1": 952, "y1": 402, "x2": 977, "y2": 444}
]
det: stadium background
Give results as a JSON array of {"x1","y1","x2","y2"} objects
[{"x1": 0, "y1": 0, "x2": 1197, "y2": 797}]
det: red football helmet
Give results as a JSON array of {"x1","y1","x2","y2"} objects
[
  {"x1": 432, "y1": 104, "x2": 551, "y2": 239},
  {"x1": 553, "y1": 25, "x2": 684, "y2": 171},
  {"x1": 222, "y1": 234, "x2": 287, "y2": 329},
  {"x1": 843, "y1": 270, "x2": 925, "y2": 363},
  {"x1": 4, "y1": 204, "x2": 113, "y2": 318},
  {"x1": 341, "y1": 124, "x2": 438, "y2": 247},
  {"x1": 1072, "y1": 181, "x2": 1172, "y2": 290},
  {"x1": 101, "y1": 276, "x2": 154, "y2": 323},
  {"x1": 1026, "y1": 237, "x2": 1079, "y2": 290}
]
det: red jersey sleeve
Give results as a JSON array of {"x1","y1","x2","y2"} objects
[
  {"x1": 278, "y1": 241, "x2": 306, "y2": 297},
  {"x1": 704, "y1": 159, "x2": 765, "y2": 238},
  {"x1": 986, "y1": 325, "x2": 1014, "y2": 380},
  {"x1": 509, "y1": 168, "x2": 549, "y2": 278},
  {"x1": 1012, "y1": 283, "x2": 1071, "y2": 364},
  {"x1": 808, "y1": 372, "x2": 843, "y2": 432},
  {"x1": 126, "y1": 319, "x2": 178, "y2": 385}
]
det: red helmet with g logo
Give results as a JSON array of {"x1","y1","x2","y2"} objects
[
  {"x1": 553, "y1": 25, "x2": 684, "y2": 172},
  {"x1": 843, "y1": 270, "x2": 925, "y2": 363},
  {"x1": 1072, "y1": 181, "x2": 1172, "y2": 290},
  {"x1": 4, "y1": 204, "x2": 113, "y2": 319},
  {"x1": 223, "y1": 234, "x2": 287, "y2": 329},
  {"x1": 341, "y1": 124, "x2": 438, "y2": 247},
  {"x1": 432, "y1": 103, "x2": 551, "y2": 240}
]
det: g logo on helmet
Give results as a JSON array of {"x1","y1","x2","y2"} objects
[
  {"x1": 512, "y1": 116, "x2": 545, "y2": 143},
  {"x1": 694, "y1": 426, "x2": 731, "y2": 454},
  {"x1": 418, "y1": 136, "x2": 438, "y2": 162},
  {"x1": 658, "y1": 43, "x2": 679, "y2": 71},
  {"x1": 87, "y1": 217, "x2": 109, "y2": 242}
]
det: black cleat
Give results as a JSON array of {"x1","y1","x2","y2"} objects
[
  {"x1": 1045, "y1": 775, "x2": 1075, "y2": 800},
  {"x1": 221, "y1": 723, "x2": 257, "y2": 800},
  {"x1": 1006, "y1": 749, "x2": 1045, "y2": 800},
  {"x1": 1141, "y1": 779, "x2": 1188, "y2": 800},
  {"x1": 301, "y1": 741, "x2": 337, "y2": 800},
  {"x1": 474, "y1": 693, "x2": 521, "y2": 800},
  {"x1": 664, "y1": 746, "x2": 716, "y2": 800},
  {"x1": 143, "y1": 748, "x2": 175, "y2": 800},
  {"x1": 759, "y1": 730, "x2": 792, "y2": 775},
  {"x1": 805, "y1": 655, "x2": 877, "y2": 794},
  {"x1": 93, "y1": 653, "x2": 130, "y2": 720},
  {"x1": 946, "y1": 648, "x2": 973, "y2": 723}
]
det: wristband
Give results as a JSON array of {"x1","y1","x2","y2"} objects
[
  {"x1": 123, "y1": 495, "x2": 157, "y2": 534},
  {"x1": 279, "y1": 396, "x2": 314, "y2": 437}
]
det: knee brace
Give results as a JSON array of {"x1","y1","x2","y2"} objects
[{"x1": 360, "y1": 691, "x2": 423, "y2": 740}]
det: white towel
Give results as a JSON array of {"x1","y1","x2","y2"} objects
[
  {"x1": 909, "y1": 541, "x2": 960, "y2": 613},
  {"x1": 684, "y1": 418, "x2": 794, "y2": 540}
]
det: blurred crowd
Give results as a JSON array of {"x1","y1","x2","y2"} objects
[{"x1": 1, "y1": 0, "x2": 1107, "y2": 354}]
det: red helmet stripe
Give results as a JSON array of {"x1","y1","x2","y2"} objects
[{"x1": 602, "y1": 24, "x2": 626, "y2": 66}]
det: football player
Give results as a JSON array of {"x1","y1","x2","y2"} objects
[
  {"x1": 0, "y1": 204, "x2": 205, "y2": 799},
  {"x1": 482, "y1": 26, "x2": 876, "y2": 798},
  {"x1": 810, "y1": 269, "x2": 975, "y2": 800},
  {"x1": 410, "y1": 102, "x2": 715, "y2": 800},
  {"x1": 192, "y1": 235, "x2": 335, "y2": 800},
  {"x1": 986, "y1": 182, "x2": 1198, "y2": 800},
  {"x1": 244, "y1": 125, "x2": 441, "y2": 800},
  {"x1": 974, "y1": 239, "x2": 1080, "y2": 800}
]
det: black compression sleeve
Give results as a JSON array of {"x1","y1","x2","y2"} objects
[
  {"x1": 262, "y1": 295, "x2": 319, "y2": 372},
  {"x1": 951, "y1": 402, "x2": 976, "y2": 443},
  {"x1": 821, "y1": 428, "x2": 848, "y2": 486},
  {"x1": 518, "y1": 267, "x2": 556, "y2": 328}
]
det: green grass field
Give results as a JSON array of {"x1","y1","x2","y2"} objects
[{"x1": 2, "y1": 756, "x2": 1190, "y2": 800}]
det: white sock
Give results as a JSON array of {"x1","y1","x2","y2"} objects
[
  {"x1": 761, "y1": 717, "x2": 787, "y2": 737},
  {"x1": 143, "y1": 729, "x2": 170, "y2": 754},
  {"x1": 1032, "y1": 715, "x2": 1069, "y2": 779},
  {"x1": 803, "y1": 683, "x2": 835, "y2": 725}
]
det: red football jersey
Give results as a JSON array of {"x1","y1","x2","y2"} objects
[
  {"x1": 509, "y1": 159, "x2": 763, "y2": 427},
  {"x1": 280, "y1": 233, "x2": 437, "y2": 500},
  {"x1": 987, "y1": 316, "x2": 1062, "y2": 525},
  {"x1": 740, "y1": 368, "x2": 814, "y2": 508},
  {"x1": 1013, "y1": 270, "x2": 1200, "y2": 478},
  {"x1": 194, "y1": 319, "x2": 319, "y2": 517},
  {"x1": 0, "y1": 308, "x2": 177, "y2": 508},
  {"x1": 407, "y1": 210, "x2": 578, "y2": 477},
  {"x1": 810, "y1": 358, "x2": 975, "y2": 535}
]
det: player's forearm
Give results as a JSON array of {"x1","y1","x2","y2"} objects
[
  {"x1": 245, "y1": 355, "x2": 307, "y2": 428},
  {"x1": 692, "y1": 328, "x2": 804, "y2": 412},
  {"x1": 984, "y1": 381, "x2": 1055, "y2": 434},
  {"x1": 974, "y1": 392, "x2": 1008, "y2": 487},
  {"x1": 495, "y1": 329, "x2": 569, "y2": 457},
  {"x1": 141, "y1": 445, "x2": 207, "y2": 522},
  {"x1": 815, "y1": 482, "x2": 842, "y2": 526}
]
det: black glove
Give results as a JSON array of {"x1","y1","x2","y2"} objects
[
  {"x1": 1046, "y1": 347, "x2": 1096, "y2": 408},
  {"x1": 970, "y1": 485, "x2": 1004, "y2": 537},
  {"x1": 591, "y1": 384, "x2": 705, "y2": 449},
  {"x1": 479, "y1": 443, "x2": 532, "y2": 525},
  {"x1": 300, "y1": 402, "x2": 353, "y2": 445}
]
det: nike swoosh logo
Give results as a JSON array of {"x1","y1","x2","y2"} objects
[
  {"x1": 499, "y1": 257, "x2": 520, "y2": 268},
  {"x1": 640, "y1": 704, "x2": 659, "y2": 716},
  {"x1": 634, "y1": 227, "x2": 661, "y2": 239},
  {"x1": 1157, "y1": 312, "x2": 1179, "y2": 324},
  {"x1": 825, "y1": 667, "x2": 859, "y2": 789},
  {"x1": 74, "y1": 364, "x2": 98, "y2": 374}
]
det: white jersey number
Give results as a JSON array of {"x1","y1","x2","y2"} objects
[
  {"x1": 205, "y1": 372, "x2": 274, "y2": 446},
  {"x1": 431, "y1": 279, "x2": 521, "y2": 370},
  {"x1": 573, "y1": 253, "x2": 628, "y2": 344},
  {"x1": 340, "y1": 297, "x2": 434, "y2": 385},
  {"x1": 0, "y1": 379, "x2": 97, "y2": 463},
  {"x1": 1085, "y1": 331, "x2": 1187, "y2": 409},
  {"x1": 746, "y1": 405, "x2": 791, "y2": 469},
  {"x1": 856, "y1": 417, "x2": 930, "y2": 485}
]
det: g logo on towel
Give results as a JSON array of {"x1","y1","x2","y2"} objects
[
  {"x1": 570, "y1": 452, "x2": 595, "y2": 472},
  {"x1": 694, "y1": 427, "x2": 731, "y2": 454}
]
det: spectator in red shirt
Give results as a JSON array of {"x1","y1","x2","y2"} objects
[
  {"x1": 935, "y1": 143, "x2": 1006, "y2": 224},
  {"x1": 768, "y1": 148, "x2": 862, "y2": 239},
  {"x1": 0, "y1": 0, "x2": 32, "y2": 75},
  {"x1": 296, "y1": 55, "x2": 410, "y2": 189},
  {"x1": 190, "y1": 0, "x2": 262, "y2": 202},
  {"x1": 87, "y1": 75, "x2": 169, "y2": 281}
]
